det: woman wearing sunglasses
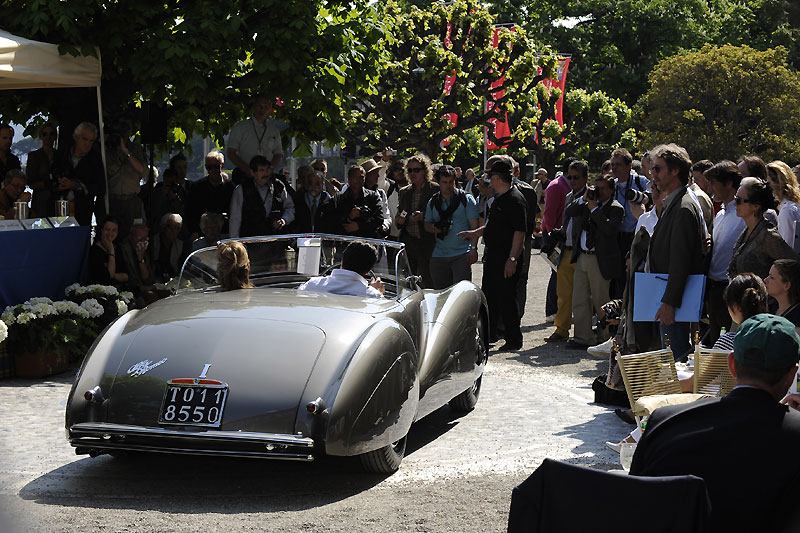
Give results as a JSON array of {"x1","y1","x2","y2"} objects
[
  {"x1": 26, "y1": 122, "x2": 58, "y2": 216},
  {"x1": 728, "y1": 177, "x2": 798, "y2": 280}
]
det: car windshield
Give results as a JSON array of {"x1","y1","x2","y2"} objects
[{"x1": 177, "y1": 234, "x2": 415, "y2": 299}]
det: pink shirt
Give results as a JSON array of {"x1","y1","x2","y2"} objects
[{"x1": 541, "y1": 174, "x2": 570, "y2": 232}]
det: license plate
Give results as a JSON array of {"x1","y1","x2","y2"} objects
[{"x1": 158, "y1": 380, "x2": 228, "y2": 427}]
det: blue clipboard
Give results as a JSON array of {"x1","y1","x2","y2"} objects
[{"x1": 632, "y1": 273, "x2": 707, "y2": 322}]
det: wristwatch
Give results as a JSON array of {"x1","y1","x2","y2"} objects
[{"x1": 508, "y1": 256, "x2": 517, "y2": 262}]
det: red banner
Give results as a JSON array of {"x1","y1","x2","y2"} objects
[
  {"x1": 486, "y1": 26, "x2": 515, "y2": 150},
  {"x1": 539, "y1": 57, "x2": 571, "y2": 126}
]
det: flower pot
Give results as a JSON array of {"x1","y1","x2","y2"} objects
[{"x1": 13, "y1": 346, "x2": 69, "y2": 379}]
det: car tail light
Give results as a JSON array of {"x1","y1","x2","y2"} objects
[
  {"x1": 306, "y1": 397, "x2": 324, "y2": 414},
  {"x1": 84, "y1": 386, "x2": 104, "y2": 403}
]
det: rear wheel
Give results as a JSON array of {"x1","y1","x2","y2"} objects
[
  {"x1": 449, "y1": 374, "x2": 482, "y2": 412},
  {"x1": 359, "y1": 436, "x2": 407, "y2": 474},
  {"x1": 449, "y1": 317, "x2": 486, "y2": 413}
]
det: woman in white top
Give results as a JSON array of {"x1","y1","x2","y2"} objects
[{"x1": 767, "y1": 160, "x2": 800, "y2": 247}]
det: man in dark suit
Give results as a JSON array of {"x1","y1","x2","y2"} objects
[
  {"x1": 291, "y1": 169, "x2": 331, "y2": 233},
  {"x1": 630, "y1": 314, "x2": 800, "y2": 533},
  {"x1": 567, "y1": 174, "x2": 624, "y2": 348},
  {"x1": 647, "y1": 143, "x2": 706, "y2": 361}
]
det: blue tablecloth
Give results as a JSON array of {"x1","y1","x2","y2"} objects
[{"x1": 0, "y1": 226, "x2": 90, "y2": 309}]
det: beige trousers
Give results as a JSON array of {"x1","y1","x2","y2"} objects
[{"x1": 571, "y1": 252, "x2": 610, "y2": 345}]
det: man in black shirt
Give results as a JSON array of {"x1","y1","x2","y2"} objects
[{"x1": 459, "y1": 160, "x2": 527, "y2": 351}]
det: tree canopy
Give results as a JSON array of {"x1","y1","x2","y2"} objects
[
  {"x1": 486, "y1": 0, "x2": 800, "y2": 106},
  {"x1": 640, "y1": 44, "x2": 800, "y2": 162},
  {"x1": 0, "y1": 0, "x2": 385, "y2": 153},
  {"x1": 343, "y1": 0, "x2": 560, "y2": 158}
]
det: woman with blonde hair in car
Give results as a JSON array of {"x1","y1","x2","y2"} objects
[
  {"x1": 217, "y1": 241, "x2": 253, "y2": 291},
  {"x1": 766, "y1": 160, "x2": 800, "y2": 248}
]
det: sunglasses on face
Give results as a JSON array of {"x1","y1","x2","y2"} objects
[
  {"x1": 566, "y1": 175, "x2": 583, "y2": 181},
  {"x1": 205, "y1": 163, "x2": 222, "y2": 170},
  {"x1": 407, "y1": 167, "x2": 424, "y2": 174},
  {"x1": 41, "y1": 131, "x2": 57, "y2": 138},
  {"x1": 734, "y1": 195, "x2": 753, "y2": 205},
  {"x1": 312, "y1": 167, "x2": 325, "y2": 172}
]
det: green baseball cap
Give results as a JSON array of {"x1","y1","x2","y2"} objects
[{"x1": 733, "y1": 314, "x2": 800, "y2": 370}]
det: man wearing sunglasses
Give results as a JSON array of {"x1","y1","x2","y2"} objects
[
  {"x1": 185, "y1": 150, "x2": 235, "y2": 239},
  {"x1": 647, "y1": 143, "x2": 706, "y2": 362},
  {"x1": 546, "y1": 160, "x2": 589, "y2": 343}
]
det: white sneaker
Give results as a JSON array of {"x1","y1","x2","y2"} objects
[
  {"x1": 545, "y1": 314, "x2": 556, "y2": 323},
  {"x1": 587, "y1": 337, "x2": 614, "y2": 358},
  {"x1": 605, "y1": 441, "x2": 621, "y2": 453}
]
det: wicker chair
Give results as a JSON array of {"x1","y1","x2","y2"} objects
[
  {"x1": 616, "y1": 345, "x2": 705, "y2": 420},
  {"x1": 693, "y1": 347, "x2": 735, "y2": 397}
]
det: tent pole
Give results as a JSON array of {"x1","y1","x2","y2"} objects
[{"x1": 96, "y1": 86, "x2": 109, "y2": 215}]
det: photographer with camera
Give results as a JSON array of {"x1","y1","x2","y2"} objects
[
  {"x1": 610, "y1": 148, "x2": 649, "y2": 297},
  {"x1": 567, "y1": 174, "x2": 624, "y2": 349},
  {"x1": 424, "y1": 166, "x2": 479, "y2": 289},
  {"x1": 106, "y1": 113, "x2": 147, "y2": 241}
]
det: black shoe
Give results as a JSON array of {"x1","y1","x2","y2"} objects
[
  {"x1": 499, "y1": 341, "x2": 523, "y2": 351},
  {"x1": 614, "y1": 408, "x2": 636, "y2": 425}
]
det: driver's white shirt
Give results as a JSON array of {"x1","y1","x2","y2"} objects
[{"x1": 298, "y1": 268, "x2": 383, "y2": 298}]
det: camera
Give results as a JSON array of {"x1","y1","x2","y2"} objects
[
  {"x1": 434, "y1": 218, "x2": 453, "y2": 239},
  {"x1": 434, "y1": 217, "x2": 453, "y2": 239},
  {"x1": 586, "y1": 186, "x2": 598, "y2": 201},
  {"x1": 626, "y1": 188, "x2": 651, "y2": 205}
]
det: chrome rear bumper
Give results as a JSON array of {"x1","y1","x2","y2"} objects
[{"x1": 69, "y1": 422, "x2": 315, "y2": 461}]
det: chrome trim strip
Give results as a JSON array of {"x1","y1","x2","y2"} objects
[
  {"x1": 69, "y1": 422, "x2": 314, "y2": 448},
  {"x1": 73, "y1": 442, "x2": 314, "y2": 461}
]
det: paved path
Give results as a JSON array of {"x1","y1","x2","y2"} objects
[{"x1": 0, "y1": 254, "x2": 633, "y2": 532}]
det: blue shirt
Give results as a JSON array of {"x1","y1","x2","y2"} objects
[
  {"x1": 425, "y1": 192, "x2": 479, "y2": 257},
  {"x1": 710, "y1": 199, "x2": 746, "y2": 281},
  {"x1": 614, "y1": 171, "x2": 650, "y2": 233}
]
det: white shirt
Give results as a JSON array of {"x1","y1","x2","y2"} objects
[
  {"x1": 709, "y1": 199, "x2": 746, "y2": 281},
  {"x1": 298, "y1": 269, "x2": 383, "y2": 298},
  {"x1": 777, "y1": 198, "x2": 800, "y2": 247},
  {"x1": 227, "y1": 117, "x2": 282, "y2": 165},
  {"x1": 635, "y1": 208, "x2": 659, "y2": 236}
]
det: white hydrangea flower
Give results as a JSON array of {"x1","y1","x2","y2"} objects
[
  {"x1": 30, "y1": 303, "x2": 57, "y2": 318},
  {"x1": 65, "y1": 283, "x2": 81, "y2": 296},
  {"x1": 0, "y1": 319, "x2": 7, "y2": 344},
  {"x1": 116, "y1": 300, "x2": 128, "y2": 316},
  {"x1": 1, "y1": 311, "x2": 14, "y2": 325},
  {"x1": 80, "y1": 299, "x2": 105, "y2": 318},
  {"x1": 120, "y1": 291, "x2": 134, "y2": 303},
  {"x1": 28, "y1": 297, "x2": 53, "y2": 305},
  {"x1": 73, "y1": 305, "x2": 90, "y2": 319},
  {"x1": 16, "y1": 312, "x2": 34, "y2": 325}
]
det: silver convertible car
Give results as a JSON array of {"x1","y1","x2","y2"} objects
[{"x1": 66, "y1": 235, "x2": 488, "y2": 473}]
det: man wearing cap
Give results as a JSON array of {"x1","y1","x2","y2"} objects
[
  {"x1": 362, "y1": 158, "x2": 391, "y2": 238},
  {"x1": 630, "y1": 314, "x2": 800, "y2": 532},
  {"x1": 459, "y1": 160, "x2": 527, "y2": 351}
]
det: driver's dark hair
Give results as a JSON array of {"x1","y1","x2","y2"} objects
[
  {"x1": 249, "y1": 154, "x2": 270, "y2": 172},
  {"x1": 342, "y1": 241, "x2": 378, "y2": 276}
]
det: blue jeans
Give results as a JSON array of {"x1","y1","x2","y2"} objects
[{"x1": 659, "y1": 322, "x2": 693, "y2": 361}]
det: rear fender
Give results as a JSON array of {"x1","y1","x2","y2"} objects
[
  {"x1": 324, "y1": 319, "x2": 418, "y2": 456},
  {"x1": 66, "y1": 311, "x2": 139, "y2": 429}
]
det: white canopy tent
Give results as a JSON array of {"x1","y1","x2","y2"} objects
[{"x1": 0, "y1": 30, "x2": 109, "y2": 211}]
